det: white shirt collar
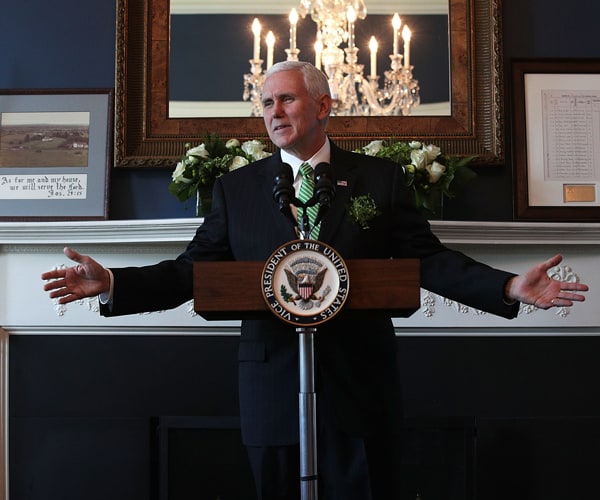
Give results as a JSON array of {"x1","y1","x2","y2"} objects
[{"x1": 281, "y1": 137, "x2": 331, "y2": 179}]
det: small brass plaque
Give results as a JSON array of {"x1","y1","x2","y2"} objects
[{"x1": 563, "y1": 184, "x2": 596, "y2": 203}]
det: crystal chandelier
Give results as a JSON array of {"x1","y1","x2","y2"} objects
[{"x1": 242, "y1": 0, "x2": 420, "y2": 117}]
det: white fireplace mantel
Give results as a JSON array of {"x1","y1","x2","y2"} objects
[
  {"x1": 1, "y1": 218, "x2": 599, "y2": 335},
  {"x1": 3, "y1": 218, "x2": 600, "y2": 245}
]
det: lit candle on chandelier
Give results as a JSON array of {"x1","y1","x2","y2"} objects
[
  {"x1": 314, "y1": 37, "x2": 323, "y2": 70},
  {"x1": 402, "y1": 25, "x2": 412, "y2": 68},
  {"x1": 369, "y1": 36, "x2": 378, "y2": 79},
  {"x1": 392, "y1": 13, "x2": 401, "y2": 56},
  {"x1": 252, "y1": 18, "x2": 261, "y2": 61},
  {"x1": 346, "y1": 6, "x2": 356, "y2": 50},
  {"x1": 289, "y1": 8, "x2": 299, "y2": 52},
  {"x1": 266, "y1": 31, "x2": 275, "y2": 69}
]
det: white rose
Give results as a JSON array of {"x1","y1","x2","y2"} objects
[
  {"x1": 254, "y1": 150, "x2": 272, "y2": 160},
  {"x1": 186, "y1": 143, "x2": 209, "y2": 159},
  {"x1": 422, "y1": 144, "x2": 442, "y2": 163},
  {"x1": 408, "y1": 140, "x2": 422, "y2": 149},
  {"x1": 229, "y1": 156, "x2": 250, "y2": 171},
  {"x1": 241, "y1": 139, "x2": 267, "y2": 158},
  {"x1": 426, "y1": 160, "x2": 446, "y2": 183},
  {"x1": 226, "y1": 138, "x2": 240, "y2": 148},
  {"x1": 410, "y1": 149, "x2": 427, "y2": 170},
  {"x1": 363, "y1": 140, "x2": 384, "y2": 156},
  {"x1": 171, "y1": 161, "x2": 189, "y2": 182}
]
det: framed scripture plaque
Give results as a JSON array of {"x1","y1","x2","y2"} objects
[{"x1": 0, "y1": 89, "x2": 113, "y2": 221}]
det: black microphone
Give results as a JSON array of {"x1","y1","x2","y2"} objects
[
  {"x1": 273, "y1": 162, "x2": 294, "y2": 209},
  {"x1": 272, "y1": 162, "x2": 298, "y2": 227},
  {"x1": 313, "y1": 162, "x2": 335, "y2": 227}
]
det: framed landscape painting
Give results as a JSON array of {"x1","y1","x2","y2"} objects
[{"x1": 0, "y1": 89, "x2": 113, "y2": 220}]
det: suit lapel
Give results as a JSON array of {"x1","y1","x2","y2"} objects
[
  {"x1": 317, "y1": 144, "x2": 359, "y2": 243},
  {"x1": 258, "y1": 153, "x2": 299, "y2": 240},
  {"x1": 255, "y1": 145, "x2": 360, "y2": 243}
]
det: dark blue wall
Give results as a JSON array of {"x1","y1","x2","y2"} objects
[{"x1": 2, "y1": 0, "x2": 599, "y2": 221}]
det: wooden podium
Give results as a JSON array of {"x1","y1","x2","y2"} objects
[
  {"x1": 194, "y1": 258, "x2": 421, "y2": 320},
  {"x1": 193, "y1": 257, "x2": 421, "y2": 500}
]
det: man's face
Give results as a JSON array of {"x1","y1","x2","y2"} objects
[{"x1": 261, "y1": 70, "x2": 328, "y2": 159}]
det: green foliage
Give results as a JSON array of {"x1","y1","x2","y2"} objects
[{"x1": 347, "y1": 194, "x2": 381, "y2": 229}]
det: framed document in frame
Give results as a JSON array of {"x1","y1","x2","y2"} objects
[{"x1": 511, "y1": 59, "x2": 600, "y2": 221}]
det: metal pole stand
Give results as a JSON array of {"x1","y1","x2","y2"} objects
[{"x1": 298, "y1": 326, "x2": 318, "y2": 500}]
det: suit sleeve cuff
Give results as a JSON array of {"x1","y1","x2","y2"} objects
[{"x1": 98, "y1": 268, "x2": 114, "y2": 305}]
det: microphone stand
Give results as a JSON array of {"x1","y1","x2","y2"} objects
[
  {"x1": 298, "y1": 325, "x2": 317, "y2": 500},
  {"x1": 273, "y1": 166, "x2": 335, "y2": 499},
  {"x1": 295, "y1": 199, "x2": 318, "y2": 500}
]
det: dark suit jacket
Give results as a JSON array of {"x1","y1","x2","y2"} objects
[{"x1": 101, "y1": 142, "x2": 518, "y2": 446}]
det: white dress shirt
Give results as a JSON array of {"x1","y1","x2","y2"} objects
[{"x1": 280, "y1": 138, "x2": 331, "y2": 195}]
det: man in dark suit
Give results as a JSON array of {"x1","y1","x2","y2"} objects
[{"x1": 42, "y1": 61, "x2": 588, "y2": 500}]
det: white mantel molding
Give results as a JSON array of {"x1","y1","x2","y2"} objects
[
  {"x1": 1, "y1": 218, "x2": 599, "y2": 334},
  {"x1": 2, "y1": 218, "x2": 600, "y2": 245}
]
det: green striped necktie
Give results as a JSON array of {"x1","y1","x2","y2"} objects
[{"x1": 297, "y1": 162, "x2": 320, "y2": 239}]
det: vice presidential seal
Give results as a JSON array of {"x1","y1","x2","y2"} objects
[{"x1": 261, "y1": 240, "x2": 350, "y2": 326}]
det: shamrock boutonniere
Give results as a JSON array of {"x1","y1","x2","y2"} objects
[{"x1": 347, "y1": 194, "x2": 380, "y2": 229}]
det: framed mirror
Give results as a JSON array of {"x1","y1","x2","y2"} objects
[
  {"x1": 168, "y1": 1, "x2": 451, "y2": 119},
  {"x1": 114, "y1": 0, "x2": 504, "y2": 168}
]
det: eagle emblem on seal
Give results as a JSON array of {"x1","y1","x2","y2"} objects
[{"x1": 282, "y1": 256, "x2": 330, "y2": 308}]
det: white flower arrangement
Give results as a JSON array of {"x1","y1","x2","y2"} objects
[
  {"x1": 169, "y1": 135, "x2": 475, "y2": 218},
  {"x1": 169, "y1": 133, "x2": 272, "y2": 214},
  {"x1": 357, "y1": 139, "x2": 477, "y2": 215}
]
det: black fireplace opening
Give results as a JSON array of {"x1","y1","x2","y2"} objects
[
  {"x1": 155, "y1": 416, "x2": 257, "y2": 500},
  {"x1": 154, "y1": 415, "x2": 475, "y2": 500}
]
